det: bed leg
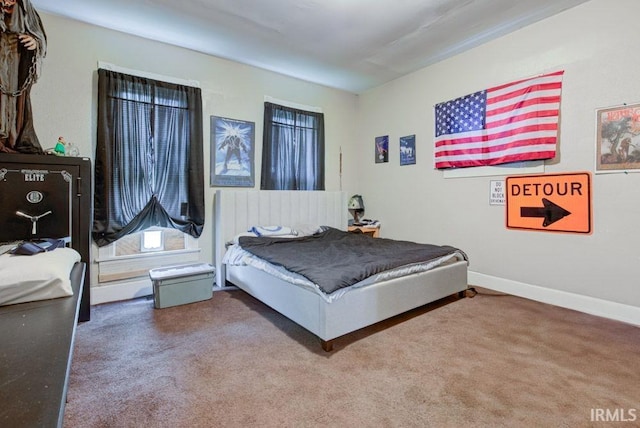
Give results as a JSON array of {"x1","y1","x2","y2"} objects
[
  {"x1": 459, "y1": 287, "x2": 478, "y2": 298},
  {"x1": 321, "y1": 339, "x2": 334, "y2": 352}
]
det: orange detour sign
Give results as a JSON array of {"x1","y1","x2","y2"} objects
[{"x1": 506, "y1": 172, "x2": 592, "y2": 234}]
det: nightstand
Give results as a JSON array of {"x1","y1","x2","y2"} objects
[{"x1": 348, "y1": 225, "x2": 380, "y2": 237}]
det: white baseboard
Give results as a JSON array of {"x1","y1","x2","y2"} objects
[
  {"x1": 92, "y1": 271, "x2": 640, "y2": 326},
  {"x1": 469, "y1": 271, "x2": 640, "y2": 327},
  {"x1": 90, "y1": 280, "x2": 235, "y2": 305},
  {"x1": 91, "y1": 278, "x2": 153, "y2": 305}
]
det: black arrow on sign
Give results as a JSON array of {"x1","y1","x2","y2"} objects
[{"x1": 521, "y1": 198, "x2": 571, "y2": 227}]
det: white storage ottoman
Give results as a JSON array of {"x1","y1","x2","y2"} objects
[{"x1": 149, "y1": 263, "x2": 215, "y2": 309}]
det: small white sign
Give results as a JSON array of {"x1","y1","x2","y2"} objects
[{"x1": 490, "y1": 180, "x2": 505, "y2": 205}]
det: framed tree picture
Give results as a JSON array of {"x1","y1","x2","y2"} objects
[
  {"x1": 596, "y1": 104, "x2": 640, "y2": 173},
  {"x1": 210, "y1": 116, "x2": 255, "y2": 186}
]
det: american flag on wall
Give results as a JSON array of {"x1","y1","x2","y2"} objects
[{"x1": 434, "y1": 70, "x2": 564, "y2": 169}]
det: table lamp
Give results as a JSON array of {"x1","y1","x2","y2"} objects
[{"x1": 348, "y1": 194, "x2": 365, "y2": 224}]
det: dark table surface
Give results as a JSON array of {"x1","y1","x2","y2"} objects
[{"x1": 0, "y1": 263, "x2": 84, "y2": 428}]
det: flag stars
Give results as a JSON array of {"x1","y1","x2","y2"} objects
[{"x1": 435, "y1": 90, "x2": 487, "y2": 136}]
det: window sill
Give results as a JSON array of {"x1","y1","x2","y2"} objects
[
  {"x1": 95, "y1": 248, "x2": 200, "y2": 263},
  {"x1": 96, "y1": 248, "x2": 201, "y2": 283}
]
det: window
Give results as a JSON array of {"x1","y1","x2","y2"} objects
[
  {"x1": 93, "y1": 69, "x2": 205, "y2": 247},
  {"x1": 261, "y1": 102, "x2": 325, "y2": 190},
  {"x1": 141, "y1": 229, "x2": 163, "y2": 252},
  {"x1": 96, "y1": 227, "x2": 200, "y2": 283}
]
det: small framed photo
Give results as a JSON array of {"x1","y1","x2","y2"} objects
[
  {"x1": 400, "y1": 134, "x2": 416, "y2": 166},
  {"x1": 210, "y1": 116, "x2": 255, "y2": 187},
  {"x1": 375, "y1": 135, "x2": 389, "y2": 163},
  {"x1": 596, "y1": 104, "x2": 640, "y2": 174}
]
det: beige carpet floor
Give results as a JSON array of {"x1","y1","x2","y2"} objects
[{"x1": 64, "y1": 289, "x2": 640, "y2": 427}]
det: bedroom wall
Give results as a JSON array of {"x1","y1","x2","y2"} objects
[
  {"x1": 29, "y1": 13, "x2": 359, "y2": 299},
  {"x1": 24, "y1": 3, "x2": 640, "y2": 324},
  {"x1": 354, "y1": 0, "x2": 640, "y2": 325}
]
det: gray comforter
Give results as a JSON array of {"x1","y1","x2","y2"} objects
[{"x1": 238, "y1": 227, "x2": 467, "y2": 295}]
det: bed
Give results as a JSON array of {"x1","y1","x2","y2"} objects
[
  {"x1": 0, "y1": 153, "x2": 92, "y2": 427},
  {"x1": 214, "y1": 190, "x2": 469, "y2": 351}
]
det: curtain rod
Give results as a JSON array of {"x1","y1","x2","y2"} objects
[
  {"x1": 264, "y1": 96, "x2": 322, "y2": 113},
  {"x1": 97, "y1": 62, "x2": 200, "y2": 88}
]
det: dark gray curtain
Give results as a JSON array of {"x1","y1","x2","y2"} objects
[
  {"x1": 93, "y1": 69, "x2": 204, "y2": 247},
  {"x1": 261, "y1": 102, "x2": 324, "y2": 190}
]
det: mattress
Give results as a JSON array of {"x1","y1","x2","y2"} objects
[{"x1": 224, "y1": 242, "x2": 466, "y2": 303}]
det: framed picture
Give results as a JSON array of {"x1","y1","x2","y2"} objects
[
  {"x1": 400, "y1": 134, "x2": 416, "y2": 166},
  {"x1": 210, "y1": 116, "x2": 255, "y2": 187},
  {"x1": 596, "y1": 104, "x2": 640, "y2": 173},
  {"x1": 375, "y1": 135, "x2": 389, "y2": 163}
]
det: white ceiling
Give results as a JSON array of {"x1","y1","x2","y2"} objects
[{"x1": 32, "y1": 0, "x2": 591, "y2": 93}]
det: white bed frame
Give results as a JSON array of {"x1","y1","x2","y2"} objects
[{"x1": 214, "y1": 190, "x2": 468, "y2": 351}]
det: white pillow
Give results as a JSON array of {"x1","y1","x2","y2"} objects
[
  {"x1": 247, "y1": 225, "x2": 297, "y2": 237},
  {"x1": 0, "y1": 247, "x2": 81, "y2": 306}
]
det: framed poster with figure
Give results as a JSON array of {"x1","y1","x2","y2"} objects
[
  {"x1": 596, "y1": 103, "x2": 640, "y2": 173},
  {"x1": 375, "y1": 135, "x2": 389, "y2": 163},
  {"x1": 210, "y1": 116, "x2": 255, "y2": 187}
]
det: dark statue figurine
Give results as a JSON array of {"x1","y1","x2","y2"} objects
[{"x1": 0, "y1": 0, "x2": 46, "y2": 154}]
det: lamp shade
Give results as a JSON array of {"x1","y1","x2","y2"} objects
[
  {"x1": 348, "y1": 195, "x2": 364, "y2": 211},
  {"x1": 348, "y1": 194, "x2": 365, "y2": 222}
]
